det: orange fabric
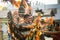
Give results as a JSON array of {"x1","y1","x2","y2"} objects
[
  {"x1": 49, "y1": 17, "x2": 54, "y2": 25},
  {"x1": 11, "y1": 0, "x2": 21, "y2": 8}
]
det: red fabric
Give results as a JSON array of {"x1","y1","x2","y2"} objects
[{"x1": 53, "y1": 33, "x2": 60, "y2": 40}]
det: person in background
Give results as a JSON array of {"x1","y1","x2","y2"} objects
[
  {"x1": 48, "y1": 16, "x2": 54, "y2": 31},
  {"x1": 52, "y1": 22, "x2": 60, "y2": 40},
  {"x1": 18, "y1": 14, "x2": 34, "y2": 40},
  {"x1": 12, "y1": 11, "x2": 19, "y2": 24},
  {"x1": 19, "y1": 14, "x2": 33, "y2": 28},
  {"x1": 40, "y1": 20, "x2": 48, "y2": 40},
  {"x1": 45, "y1": 22, "x2": 60, "y2": 40},
  {"x1": 7, "y1": 11, "x2": 12, "y2": 40}
]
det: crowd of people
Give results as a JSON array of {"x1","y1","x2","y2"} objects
[{"x1": 7, "y1": 10, "x2": 60, "y2": 40}]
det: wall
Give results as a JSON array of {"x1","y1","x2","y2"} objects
[{"x1": 54, "y1": 8, "x2": 60, "y2": 20}]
